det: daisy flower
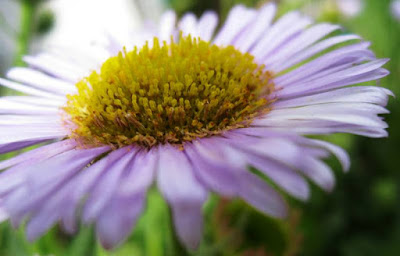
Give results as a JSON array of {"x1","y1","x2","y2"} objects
[{"x1": 0, "y1": 3, "x2": 392, "y2": 250}]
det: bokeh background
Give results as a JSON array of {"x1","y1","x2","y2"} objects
[{"x1": 0, "y1": 0, "x2": 399, "y2": 255}]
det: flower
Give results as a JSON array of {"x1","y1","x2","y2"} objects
[{"x1": 0, "y1": 3, "x2": 392, "y2": 250}]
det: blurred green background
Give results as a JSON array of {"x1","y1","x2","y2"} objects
[{"x1": 0, "y1": 0, "x2": 399, "y2": 255}]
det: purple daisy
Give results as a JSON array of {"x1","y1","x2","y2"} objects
[{"x1": 0, "y1": 3, "x2": 392, "y2": 250}]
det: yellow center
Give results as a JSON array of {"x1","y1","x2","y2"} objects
[{"x1": 64, "y1": 35, "x2": 274, "y2": 148}]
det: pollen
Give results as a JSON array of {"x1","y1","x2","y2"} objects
[{"x1": 63, "y1": 35, "x2": 274, "y2": 148}]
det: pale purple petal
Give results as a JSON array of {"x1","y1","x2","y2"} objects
[
  {"x1": 239, "y1": 171, "x2": 287, "y2": 218},
  {"x1": 61, "y1": 146, "x2": 134, "y2": 233},
  {"x1": 83, "y1": 147, "x2": 138, "y2": 222},
  {"x1": 274, "y1": 42, "x2": 372, "y2": 86},
  {"x1": 23, "y1": 54, "x2": 85, "y2": 83},
  {"x1": 0, "y1": 128, "x2": 67, "y2": 144},
  {"x1": 272, "y1": 34, "x2": 361, "y2": 72},
  {"x1": 234, "y1": 3, "x2": 276, "y2": 52},
  {"x1": 259, "y1": 103, "x2": 388, "y2": 129},
  {"x1": 7, "y1": 67, "x2": 76, "y2": 95},
  {"x1": 0, "y1": 140, "x2": 47, "y2": 154},
  {"x1": 231, "y1": 139, "x2": 310, "y2": 200},
  {"x1": 273, "y1": 86, "x2": 392, "y2": 109},
  {"x1": 179, "y1": 13, "x2": 197, "y2": 37},
  {"x1": 197, "y1": 11, "x2": 218, "y2": 41},
  {"x1": 157, "y1": 145, "x2": 208, "y2": 250},
  {"x1": 189, "y1": 138, "x2": 288, "y2": 216},
  {"x1": 158, "y1": 10, "x2": 177, "y2": 42},
  {"x1": 3, "y1": 146, "x2": 109, "y2": 226},
  {"x1": 185, "y1": 141, "x2": 242, "y2": 197},
  {"x1": 213, "y1": 5, "x2": 256, "y2": 46},
  {"x1": 0, "y1": 78, "x2": 64, "y2": 99},
  {"x1": 304, "y1": 139, "x2": 350, "y2": 172},
  {"x1": 0, "y1": 99, "x2": 60, "y2": 115},
  {"x1": 0, "y1": 139, "x2": 76, "y2": 170},
  {"x1": 96, "y1": 192, "x2": 145, "y2": 249},
  {"x1": 265, "y1": 23, "x2": 340, "y2": 67},
  {"x1": 251, "y1": 11, "x2": 312, "y2": 60},
  {"x1": 278, "y1": 58, "x2": 389, "y2": 95},
  {"x1": 0, "y1": 96, "x2": 65, "y2": 108}
]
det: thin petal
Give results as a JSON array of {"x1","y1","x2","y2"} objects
[
  {"x1": 179, "y1": 13, "x2": 197, "y2": 37},
  {"x1": 234, "y1": 3, "x2": 276, "y2": 52},
  {"x1": 0, "y1": 139, "x2": 76, "y2": 170},
  {"x1": 158, "y1": 10, "x2": 177, "y2": 42},
  {"x1": 197, "y1": 11, "x2": 218, "y2": 41},
  {"x1": 82, "y1": 147, "x2": 138, "y2": 222},
  {"x1": 61, "y1": 146, "x2": 134, "y2": 233},
  {"x1": 157, "y1": 145, "x2": 207, "y2": 250},
  {"x1": 96, "y1": 192, "x2": 145, "y2": 250},
  {"x1": 3, "y1": 146, "x2": 109, "y2": 225},
  {"x1": 213, "y1": 5, "x2": 256, "y2": 46},
  {"x1": 7, "y1": 67, "x2": 76, "y2": 95},
  {"x1": 239, "y1": 171, "x2": 287, "y2": 218}
]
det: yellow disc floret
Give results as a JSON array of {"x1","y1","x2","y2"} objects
[{"x1": 64, "y1": 35, "x2": 274, "y2": 148}]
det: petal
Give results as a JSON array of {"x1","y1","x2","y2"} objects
[
  {"x1": 96, "y1": 148, "x2": 158, "y2": 249},
  {"x1": 0, "y1": 127, "x2": 67, "y2": 144},
  {"x1": 82, "y1": 147, "x2": 138, "y2": 222},
  {"x1": 96, "y1": 192, "x2": 145, "y2": 250},
  {"x1": 197, "y1": 11, "x2": 218, "y2": 41},
  {"x1": 7, "y1": 67, "x2": 76, "y2": 95},
  {"x1": 265, "y1": 23, "x2": 340, "y2": 67},
  {"x1": 61, "y1": 146, "x2": 135, "y2": 233},
  {"x1": 251, "y1": 11, "x2": 312, "y2": 60},
  {"x1": 23, "y1": 54, "x2": 85, "y2": 83},
  {"x1": 213, "y1": 5, "x2": 256, "y2": 46},
  {"x1": 0, "y1": 96, "x2": 65, "y2": 108},
  {"x1": 303, "y1": 139, "x2": 350, "y2": 172},
  {"x1": 157, "y1": 145, "x2": 208, "y2": 250},
  {"x1": 0, "y1": 98, "x2": 60, "y2": 115},
  {"x1": 0, "y1": 139, "x2": 76, "y2": 170},
  {"x1": 3, "y1": 146, "x2": 109, "y2": 225},
  {"x1": 185, "y1": 141, "x2": 242, "y2": 197},
  {"x1": 229, "y1": 138, "x2": 310, "y2": 200},
  {"x1": 0, "y1": 78, "x2": 64, "y2": 99},
  {"x1": 0, "y1": 140, "x2": 48, "y2": 155},
  {"x1": 274, "y1": 42, "x2": 372, "y2": 86},
  {"x1": 179, "y1": 13, "x2": 197, "y2": 37},
  {"x1": 239, "y1": 171, "x2": 287, "y2": 218},
  {"x1": 273, "y1": 86, "x2": 392, "y2": 109},
  {"x1": 272, "y1": 34, "x2": 361, "y2": 72},
  {"x1": 234, "y1": 3, "x2": 277, "y2": 52},
  {"x1": 158, "y1": 10, "x2": 177, "y2": 42}
]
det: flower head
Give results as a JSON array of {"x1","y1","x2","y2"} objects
[{"x1": 0, "y1": 3, "x2": 392, "y2": 250}]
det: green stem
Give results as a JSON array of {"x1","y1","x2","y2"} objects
[{"x1": 14, "y1": 0, "x2": 35, "y2": 66}]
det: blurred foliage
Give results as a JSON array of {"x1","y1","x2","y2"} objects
[
  {"x1": 35, "y1": 9, "x2": 54, "y2": 35},
  {"x1": 0, "y1": 0, "x2": 399, "y2": 255}
]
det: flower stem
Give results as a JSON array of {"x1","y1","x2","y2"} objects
[{"x1": 14, "y1": 0, "x2": 35, "y2": 66}]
